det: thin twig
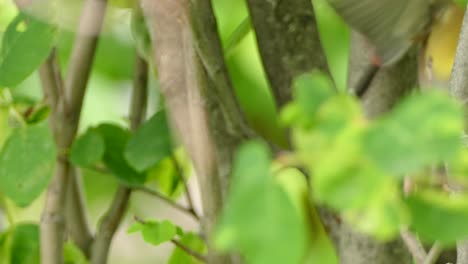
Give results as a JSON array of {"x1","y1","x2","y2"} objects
[
  {"x1": 400, "y1": 229, "x2": 427, "y2": 264},
  {"x1": 38, "y1": 0, "x2": 107, "y2": 260},
  {"x1": 171, "y1": 239, "x2": 207, "y2": 263},
  {"x1": 353, "y1": 63, "x2": 379, "y2": 98},
  {"x1": 423, "y1": 242, "x2": 442, "y2": 264},
  {"x1": 133, "y1": 186, "x2": 199, "y2": 220},
  {"x1": 171, "y1": 155, "x2": 198, "y2": 218},
  {"x1": 133, "y1": 216, "x2": 206, "y2": 262},
  {"x1": 90, "y1": 55, "x2": 148, "y2": 264}
]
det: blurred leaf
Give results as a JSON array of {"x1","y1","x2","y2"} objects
[
  {"x1": 294, "y1": 72, "x2": 334, "y2": 120},
  {"x1": 0, "y1": 13, "x2": 56, "y2": 87},
  {"x1": 312, "y1": 127, "x2": 387, "y2": 211},
  {"x1": 125, "y1": 111, "x2": 172, "y2": 172},
  {"x1": 215, "y1": 141, "x2": 306, "y2": 264},
  {"x1": 10, "y1": 223, "x2": 40, "y2": 264},
  {"x1": 131, "y1": 6, "x2": 151, "y2": 61},
  {"x1": 275, "y1": 168, "x2": 338, "y2": 264},
  {"x1": 344, "y1": 181, "x2": 408, "y2": 239},
  {"x1": 455, "y1": 0, "x2": 468, "y2": 7},
  {"x1": 128, "y1": 219, "x2": 177, "y2": 246},
  {"x1": 70, "y1": 128, "x2": 105, "y2": 167},
  {"x1": 96, "y1": 124, "x2": 146, "y2": 186},
  {"x1": 110, "y1": 0, "x2": 135, "y2": 8},
  {"x1": 0, "y1": 229, "x2": 10, "y2": 264},
  {"x1": 25, "y1": 105, "x2": 50, "y2": 124},
  {"x1": 406, "y1": 191, "x2": 468, "y2": 245},
  {"x1": 224, "y1": 16, "x2": 251, "y2": 58},
  {"x1": 168, "y1": 232, "x2": 206, "y2": 264},
  {"x1": 363, "y1": 91, "x2": 463, "y2": 175},
  {"x1": 313, "y1": 0, "x2": 349, "y2": 91},
  {"x1": 146, "y1": 157, "x2": 184, "y2": 199},
  {"x1": 0, "y1": 122, "x2": 56, "y2": 207},
  {"x1": 64, "y1": 241, "x2": 89, "y2": 264}
]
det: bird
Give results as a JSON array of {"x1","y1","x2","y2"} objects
[{"x1": 325, "y1": 0, "x2": 465, "y2": 91}]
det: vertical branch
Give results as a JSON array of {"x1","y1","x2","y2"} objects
[
  {"x1": 141, "y1": 0, "x2": 248, "y2": 263},
  {"x1": 40, "y1": 0, "x2": 108, "y2": 262},
  {"x1": 90, "y1": 56, "x2": 148, "y2": 264},
  {"x1": 449, "y1": 6, "x2": 468, "y2": 264},
  {"x1": 65, "y1": 168, "x2": 93, "y2": 256},
  {"x1": 245, "y1": 0, "x2": 329, "y2": 108},
  {"x1": 40, "y1": 47, "x2": 94, "y2": 260}
]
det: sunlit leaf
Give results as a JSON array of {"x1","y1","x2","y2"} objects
[
  {"x1": 363, "y1": 91, "x2": 463, "y2": 175},
  {"x1": 215, "y1": 141, "x2": 306, "y2": 264},
  {"x1": 168, "y1": 232, "x2": 206, "y2": 264},
  {"x1": 0, "y1": 123, "x2": 56, "y2": 207},
  {"x1": 275, "y1": 168, "x2": 338, "y2": 264},
  {"x1": 10, "y1": 223, "x2": 40, "y2": 264},
  {"x1": 406, "y1": 191, "x2": 468, "y2": 245},
  {"x1": 64, "y1": 241, "x2": 89, "y2": 264},
  {"x1": 128, "y1": 219, "x2": 177, "y2": 246}
]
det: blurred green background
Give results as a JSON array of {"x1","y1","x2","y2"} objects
[{"x1": 0, "y1": 0, "x2": 349, "y2": 262}]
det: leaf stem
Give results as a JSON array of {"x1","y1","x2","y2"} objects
[
  {"x1": 171, "y1": 238, "x2": 208, "y2": 263},
  {"x1": 133, "y1": 185, "x2": 199, "y2": 221},
  {"x1": 171, "y1": 155, "x2": 199, "y2": 219}
]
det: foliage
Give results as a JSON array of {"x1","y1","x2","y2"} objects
[
  {"x1": 0, "y1": 0, "x2": 467, "y2": 263},
  {"x1": 283, "y1": 72, "x2": 468, "y2": 244}
]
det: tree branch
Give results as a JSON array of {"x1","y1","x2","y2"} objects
[
  {"x1": 90, "y1": 56, "x2": 149, "y2": 264},
  {"x1": 171, "y1": 155, "x2": 198, "y2": 218},
  {"x1": 133, "y1": 186, "x2": 199, "y2": 220},
  {"x1": 245, "y1": 0, "x2": 329, "y2": 108},
  {"x1": 39, "y1": 46, "x2": 94, "y2": 260},
  {"x1": 90, "y1": 187, "x2": 131, "y2": 264},
  {"x1": 141, "y1": 1, "x2": 247, "y2": 263},
  {"x1": 65, "y1": 168, "x2": 93, "y2": 256},
  {"x1": 40, "y1": 0, "x2": 108, "y2": 262},
  {"x1": 424, "y1": 242, "x2": 442, "y2": 264},
  {"x1": 449, "y1": 7, "x2": 468, "y2": 264},
  {"x1": 171, "y1": 238, "x2": 208, "y2": 263},
  {"x1": 401, "y1": 229, "x2": 427, "y2": 264}
]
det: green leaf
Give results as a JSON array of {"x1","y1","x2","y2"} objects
[
  {"x1": 215, "y1": 141, "x2": 306, "y2": 264},
  {"x1": 275, "y1": 168, "x2": 338, "y2": 264},
  {"x1": 96, "y1": 124, "x2": 146, "y2": 186},
  {"x1": 146, "y1": 157, "x2": 184, "y2": 199},
  {"x1": 224, "y1": 17, "x2": 251, "y2": 57},
  {"x1": 110, "y1": 0, "x2": 135, "y2": 8},
  {"x1": 406, "y1": 191, "x2": 468, "y2": 245},
  {"x1": 70, "y1": 128, "x2": 105, "y2": 167},
  {"x1": 125, "y1": 111, "x2": 172, "y2": 172},
  {"x1": 293, "y1": 72, "x2": 334, "y2": 122},
  {"x1": 0, "y1": 13, "x2": 56, "y2": 87},
  {"x1": 0, "y1": 123, "x2": 56, "y2": 207},
  {"x1": 363, "y1": 91, "x2": 463, "y2": 175},
  {"x1": 168, "y1": 232, "x2": 206, "y2": 264},
  {"x1": 130, "y1": 6, "x2": 151, "y2": 61},
  {"x1": 64, "y1": 241, "x2": 89, "y2": 264},
  {"x1": 10, "y1": 223, "x2": 40, "y2": 264},
  {"x1": 25, "y1": 105, "x2": 50, "y2": 124},
  {"x1": 129, "y1": 219, "x2": 177, "y2": 246}
]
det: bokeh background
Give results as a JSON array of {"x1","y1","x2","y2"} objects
[{"x1": 0, "y1": 0, "x2": 349, "y2": 262}]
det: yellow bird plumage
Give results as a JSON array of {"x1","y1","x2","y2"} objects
[
  {"x1": 326, "y1": 0, "x2": 464, "y2": 89},
  {"x1": 421, "y1": 4, "x2": 464, "y2": 87}
]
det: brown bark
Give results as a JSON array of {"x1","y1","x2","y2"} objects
[
  {"x1": 141, "y1": 0, "x2": 248, "y2": 263},
  {"x1": 245, "y1": 0, "x2": 329, "y2": 108}
]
